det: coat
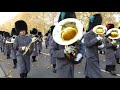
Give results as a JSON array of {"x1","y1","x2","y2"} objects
[
  {"x1": 13, "y1": 35, "x2": 33, "y2": 74},
  {"x1": 29, "y1": 35, "x2": 38, "y2": 56},
  {"x1": 49, "y1": 36, "x2": 56, "y2": 65},
  {"x1": 84, "y1": 30, "x2": 103, "y2": 78},
  {"x1": 104, "y1": 38, "x2": 116, "y2": 65},
  {"x1": 5, "y1": 37, "x2": 11, "y2": 56},
  {"x1": 0, "y1": 35, "x2": 2, "y2": 48},
  {"x1": 50, "y1": 39, "x2": 80, "y2": 78},
  {"x1": 115, "y1": 39, "x2": 120, "y2": 59},
  {"x1": 10, "y1": 37, "x2": 17, "y2": 60},
  {"x1": 45, "y1": 34, "x2": 51, "y2": 47},
  {"x1": 37, "y1": 36, "x2": 42, "y2": 51},
  {"x1": 1, "y1": 36, "x2": 4, "y2": 52}
]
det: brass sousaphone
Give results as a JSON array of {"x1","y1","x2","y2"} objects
[
  {"x1": 93, "y1": 25, "x2": 107, "y2": 35},
  {"x1": 106, "y1": 28, "x2": 120, "y2": 40},
  {"x1": 53, "y1": 18, "x2": 83, "y2": 45},
  {"x1": 106, "y1": 28, "x2": 120, "y2": 48},
  {"x1": 93, "y1": 25, "x2": 107, "y2": 49},
  {"x1": 53, "y1": 18, "x2": 83, "y2": 63}
]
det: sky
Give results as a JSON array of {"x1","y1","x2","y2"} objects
[
  {"x1": 113, "y1": 14, "x2": 120, "y2": 22},
  {"x1": 0, "y1": 12, "x2": 20, "y2": 25}
]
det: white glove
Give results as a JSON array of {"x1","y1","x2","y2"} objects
[
  {"x1": 22, "y1": 46, "x2": 26, "y2": 51},
  {"x1": 64, "y1": 46, "x2": 75, "y2": 54},
  {"x1": 81, "y1": 38, "x2": 84, "y2": 43},
  {"x1": 117, "y1": 45, "x2": 119, "y2": 48},
  {"x1": 96, "y1": 36, "x2": 103, "y2": 41},
  {"x1": 111, "y1": 40, "x2": 116, "y2": 45},
  {"x1": 98, "y1": 44, "x2": 104, "y2": 49},
  {"x1": 74, "y1": 53, "x2": 83, "y2": 61},
  {"x1": 32, "y1": 37, "x2": 37, "y2": 42},
  {"x1": 11, "y1": 38, "x2": 15, "y2": 43}
]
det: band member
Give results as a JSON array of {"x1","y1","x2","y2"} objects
[
  {"x1": 49, "y1": 25, "x2": 57, "y2": 73},
  {"x1": 115, "y1": 26, "x2": 120, "y2": 64},
  {"x1": 30, "y1": 28, "x2": 38, "y2": 62},
  {"x1": 84, "y1": 14, "x2": 103, "y2": 78},
  {"x1": 45, "y1": 33, "x2": 49, "y2": 49},
  {"x1": 104, "y1": 24, "x2": 117, "y2": 75},
  {"x1": 3, "y1": 32, "x2": 7, "y2": 55},
  {"x1": 37, "y1": 32, "x2": 43, "y2": 54},
  {"x1": 50, "y1": 12, "x2": 83, "y2": 78},
  {"x1": 0, "y1": 31, "x2": 2, "y2": 52},
  {"x1": 4, "y1": 32, "x2": 11, "y2": 59},
  {"x1": 10, "y1": 28, "x2": 18, "y2": 68},
  {"x1": 14, "y1": 20, "x2": 33, "y2": 78},
  {"x1": 1, "y1": 31, "x2": 5, "y2": 52}
]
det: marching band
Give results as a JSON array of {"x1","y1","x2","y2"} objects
[{"x1": 0, "y1": 12, "x2": 120, "y2": 78}]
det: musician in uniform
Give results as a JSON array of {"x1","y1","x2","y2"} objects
[
  {"x1": 30, "y1": 28, "x2": 38, "y2": 62},
  {"x1": 0, "y1": 31, "x2": 2, "y2": 52},
  {"x1": 104, "y1": 24, "x2": 117, "y2": 75},
  {"x1": 50, "y1": 12, "x2": 83, "y2": 78},
  {"x1": 45, "y1": 33, "x2": 49, "y2": 49},
  {"x1": 10, "y1": 28, "x2": 18, "y2": 68},
  {"x1": 37, "y1": 32, "x2": 43, "y2": 54},
  {"x1": 84, "y1": 14, "x2": 103, "y2": 78},
  {"x1": 115, "y1": 26, "x2": 120, "y2": 64},
  {"x1": 3, "y1": 32, "x2": 7, "y2": 55},
  {"x1": 1, "y1": 31, "x2": 5, "y2": 52},
  {"x1": 13, "y1": 20, "x2": 33, "y2": 78},
  {"x1": 49, "y1": 25, "x2": 57, "y2": 73},
  {"x1": 4, "y1": 32, "x2": 11, "y2": 59}
]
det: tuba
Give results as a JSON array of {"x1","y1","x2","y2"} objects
[
  {"x1": 53, "y1": 18, "x2": 83, "y2": 63},
  {"x1": 93, "y1": 25, "x2": 107, "y2": 36},
  {"x1": 105, "y1": 28, "x2": 120, "y2": 49},
  {"x1": 93, "y1": 25, "x2": 107, "y2": 49},
  {"x1": 106, "y1": 28, "x2": 120, "y2": 40}
]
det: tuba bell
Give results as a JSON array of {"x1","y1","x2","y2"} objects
[
  {"x1": 93, "y1": 25, "x2": 107, "y2": 35},
  {"x1": 93, "y1": 25, "x2": 107, "y2": 49},
  {"x1": 53, "y1": 18, "x2": 83, "y2": 45},
  {"x1": 105, "y1": 28, "x2": 120, "y2": 49},
  {"x1": 106, "y1": 28, "x2": 120, "y2": 40},
  {"x1": 53, "y1": 18, "x2": 83, "y2": 63}
]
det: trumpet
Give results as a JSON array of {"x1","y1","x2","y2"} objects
[{"x1": 53, "y1": 18, "x2": 83, "y2": 63}]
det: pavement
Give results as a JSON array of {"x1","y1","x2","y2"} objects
[{"x1": 0, "y1": 45, "x2": 120, "y2": 78}]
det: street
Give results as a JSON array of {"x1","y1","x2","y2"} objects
[{"x1": 0, "y1": 45, "x2": 120, "y2": 78}]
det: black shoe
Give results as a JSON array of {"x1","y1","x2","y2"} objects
[
  {"x1": 105, "y1": 65, "x2": 111, "y2": 72},
  {"x1": 24, "y1": 73, "x2": 27, "y2": 78},
  {"x1": 7, "y1": 56, "x2": 10, "y2": 59},
  {"x1": 99, "y1": 51, "x2": 103, "y2": 54},
  {"x1": 13, "y1": 66, "x2": 16, "y2": 69},
  {"x1": 20, "y1": 74, "x2": 24, "y2": 78},
  {"x1": 39, "y1": 50, "x2": 41, "y2": 54},
  {"x1": 52, "y1": 68, "x2": 56, "y2": 73},
  {"x1": 116, "y1": 59, "x2": 120, "y2": 64},
  {"x1": 32, "y1": 60, "x2": 37, "y2": 62},
  {"x1": 110, "y1": 71, "x2": 117, "y2": 76}
]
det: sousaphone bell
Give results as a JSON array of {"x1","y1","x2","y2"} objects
[{"x1": 53, "y1": 18, "x2": 83, "y2": 64}]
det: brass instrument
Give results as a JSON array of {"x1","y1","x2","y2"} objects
[
  {"x1": 106, "y1": 28, "x2": 120, "y2": 47},
  {"x1": 5, "y1": 35, "x2": 17, "y2": 44},
  {"x1": 53, "y1": 18, "x2": 83, "y2": 62},
  {"x1": 23, "y1": 37, "x2": 38, "y2": 55},
  {"x1": 93, "y1": 25, "x2": 120, "y2": 49},
  {"x1": 93, "y1": 25, "x2": 107, "y2": 49}
]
